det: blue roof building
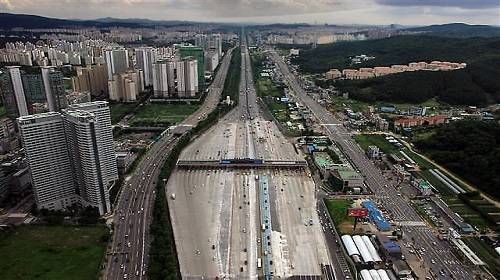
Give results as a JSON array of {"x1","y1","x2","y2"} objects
[{"x1": 362, "y1": 200, "x2": 391, "y2": 231}]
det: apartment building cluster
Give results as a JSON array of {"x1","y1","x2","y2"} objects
[
  {"x1": 0, "y1": 67, "x2": 118, "y2": 214},
  {"x1": 266, "y1": 32, "x2": 366, "y2": 45},
  {"x1": 0, "y1": 66, "x2": 70, "y2": 119},
  {"x1": 326, "y1": 61, "x2": 467, "y2": 80},
  {"x1": 0, "y1": 39, "x2": 117, "y2": 67},
  {"x1": 194, "y1": 33, "x2": 223, "y2": 72},
  {"x1": 18, "y1": 102, "x2": 118, "y2": 215},
  {"x1": 394, "y1": 115, "x2": 447, "y2": 129}
]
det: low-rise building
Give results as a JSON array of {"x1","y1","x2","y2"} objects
[
  {"x1": 411, "y1": 178, "x2": 432, "y2": 196},
  {"x1": 394, "y1": 115, "x2": 447, "y2": 129},
  {"x1": 326, "y1": 69, "x2": 342, "y2": 80},
  {"x1": 367, "y1": 145, "x2": 380, "y2": 159},
  {"x1": 327, "y1": 167, "x2": 364, "y2": 191}
]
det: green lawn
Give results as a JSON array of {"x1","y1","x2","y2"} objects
[
  {"x1": 355, "y1": 134, "x2": 398, "y2": 154},
  {"x1": 0, "y1": 225, "x2": 108, "y2": 280},
  {"x1": 0, "y1": 106, "x2": 6, "y2": 118},
  {"x1": 463, "y1": 238, "x2": 500, "y2": 278},
  {"x1": 129, "y1": 103, "x2": 198, "y2": 127},
  {"x1": 256, "y1": 78, "x2": 283, "y2": 98},
  {"x1": 110, "y1": 103, "x2": 136, "y2": 124},
  {"x1": 324, "y1": 199, "x2": 360, "y2": 234}
]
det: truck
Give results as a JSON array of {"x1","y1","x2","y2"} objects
[{"x1": 257, "y1": 258, "x2": 262, "y2": 269}]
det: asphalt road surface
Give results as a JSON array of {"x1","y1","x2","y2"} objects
[
  {"x1": 104, "y1": 47, "x2": 235, "y2": 280},
  {"x1": 167, "y1": 33, "x2": 331, "y2": 279}
]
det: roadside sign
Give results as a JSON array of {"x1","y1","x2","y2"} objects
[{"x1": 347, "y1": 207, "x2": 368, "y2": 218}]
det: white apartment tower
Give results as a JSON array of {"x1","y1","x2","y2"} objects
[
  {"x1": 152, "y1": 57, "x2": 198, "y2": 98},
  {"x1": 68, "y1": 101, "x2": 119, "y2": 186},
  {"x1": 7, "y1": 66, "x2": 29, "y2": 116},
  {"x1": 135, "y1": 47, "x2": 156, "y2": 87},
  {"x1": 17, "y1": 112, "x2": 79, "y2": 211},
  {"x1": 104, "y1": 48, "x2": 129, "y2": 80},
  {"x1": 18, "y1": 101, "x2": 118, "y2": 215},
  {"x1": 63, "y1": 110, "x2": 111, "y2": 214}
]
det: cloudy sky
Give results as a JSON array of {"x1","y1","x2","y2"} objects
[{"x1": 1, "y1": 0, "x2": 499, "y2": 25}]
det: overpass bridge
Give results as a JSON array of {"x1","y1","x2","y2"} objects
[{"x1": 176, "y1": 158, "x2": 307, "y2": 169}]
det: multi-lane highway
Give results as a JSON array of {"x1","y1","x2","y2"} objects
[
  {"x1": 104, "y1": 47, "x2": 234, "y2": 280},
  {"x1": 167, "y1": 32, "x2": 331, "y2": 279},
  {"x1": 268, "y1": 49, "x2": 474, "y2": 280}
]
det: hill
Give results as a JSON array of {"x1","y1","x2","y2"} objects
[
  {"x1": 293, "y1": 35, "x2": 500, "y2": 105},
  {"x1": 0, "y1": 13, "x2": 197, "y2": 29},
  {"x1": 406, "y1": 23, "x2": 500, "y2": 38},
  {"x1": 415, "y1": 121, "x2": 500, "y2": 199}
]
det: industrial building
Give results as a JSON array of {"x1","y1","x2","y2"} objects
[{"x1": 341, "y1": 235, "x2": 382, "y2": 265}]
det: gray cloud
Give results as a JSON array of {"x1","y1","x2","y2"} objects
[
  {"x1": 1, "y1": 0, "x2": 498, "y2": 24},
  {"x1": 376, "y1": 0, "x2": 500, "y2": 9}
]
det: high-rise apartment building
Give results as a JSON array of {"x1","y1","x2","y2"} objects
[
  {"x1": 17, "y1": 101, "x2": 118, "y2": 215},
  {"x1": 68, "y1": 101, "x2": 119, "y2": 186},
  {"x1": 135, "y1": 47, "x2": 156, "y2": 87},
  {"x1": 41, "y1": 67, "x2": 67, "y2": 112},
  {"x1": 63, "y1": 110, "x2": 111, "y2": 214},
  {"x1": 104, "y1": 48, "x2": 129, "y2": 80},
  {"x1": 72, "y1": 64, "x2": 108, "y2": 97},
  {"x1": 1, "y1": 66, "x2": 68, "y2": 118},
  {"x1": 108, "y1": 69, "x2": 143, "y2": 102},
  {"x1": 152, "y1": 57, "x2": 198, "y2": 98},
  {"x1": 194, "y1": 34, "x2": 208, "y2": 49},
  {"x1": 208, "y1": 34, "x2": 223, "y2": 58},
  {"x1": 178, "y1": 45, "x2": 204, "y2": 88},
  {"x1": 21, "y1": 74, "x2": 46, "y2": 104},
  {"x1": 0, "y1": 66, "x2": 29, "y2": 118},
  {"x1": 17, "y1": 112, "x2": 79, "y2": 211}
]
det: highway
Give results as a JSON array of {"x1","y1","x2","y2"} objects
[
  {"x1": 104, "y1": 47, "x2": 235, "y2": 280},
  {"x1": 167, "y1": 31, "x2": 331, "y2": 279},
  {"x1": 268, "y1": 49, "x2": 474, "y2": 280}
]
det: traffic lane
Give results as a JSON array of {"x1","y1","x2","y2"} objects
[
  {"x1": 317, "y1": 199, "x2": 351, "y2": 280},
  {"x1": 269, "y1": 51, "x2": 471, "y2": 280},
  {"x1": 109, "y1": 139, "x2": 177, "y2": 279},
  {"x1": 107, "y1": 48, "x2": 235, "y2": 279}
]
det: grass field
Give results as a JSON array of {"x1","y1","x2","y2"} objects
[
  {"x1": 129, "y1": 103, "x2": 198, "y2": 127},
  {"x1": 0, "y1": 225, "x2": 108, "y2": 280},
  {"x1": 355, "y1": 134, "x2": 399, "y2": 154},
  {"x1": 463, "y1": 238, "x2": 500, "y2": 278},
  {"x1": 324, "y1": 199, "x2": 362, "y2": 234},
  {"x1": 330, "y1": 96, "x2": 440, "y2": 114},
  {"x1": 256, "y1": 78, "x2": 283, "y2": 99},
  {"x1": 110, "y1": 103, "x2": 136, "y2": 124}
]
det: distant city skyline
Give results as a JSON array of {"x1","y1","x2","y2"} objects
[{"x1": 1, "y1": 0, "x2": 499, "y2": 26}]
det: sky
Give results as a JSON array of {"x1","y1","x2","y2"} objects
[{"x1": 0, "y1": 0, "x2": 499, "y2": 25}]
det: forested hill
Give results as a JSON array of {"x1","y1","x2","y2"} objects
[
  {"x1": 415, "y1": 121, "x2": 500, "y2": 199},
  {"x1": 405, "y1": 23, "x2": 500, "y2": 38},
  {"x1": 292, "y1": 35, "x2": 500, "y2": 105},
  {"x1": 292, "y1": 35, "x2": 500, "y2": 73}
]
